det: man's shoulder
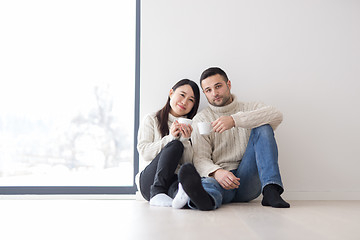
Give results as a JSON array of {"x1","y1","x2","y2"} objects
[{"x1": 241, "y1": 101, "x2": 266, "y2": 111}]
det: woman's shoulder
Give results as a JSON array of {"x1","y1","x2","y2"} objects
[
  {"x1": 138, "y1": 112, "x2": 160, "y2": 136},
  {"x1": 140, "y1": 112, "x2": 158, "y2": 125},
  {"x1": 144, "y1": 112, "x2": 157, "y2": 119}
]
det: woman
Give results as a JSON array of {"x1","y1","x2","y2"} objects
[{"x1": 136, "y1": 79, "x2": 200, "y2": 207}]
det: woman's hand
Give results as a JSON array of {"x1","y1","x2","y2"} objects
[
  {"x1": 170, "y1": 120, "x2": 181, "y2": 138},
  {"x1": 179, "y1": 123, "x2": 193, "y2": 138}
]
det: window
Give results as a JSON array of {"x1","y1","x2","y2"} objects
[{"x1": 0, "y1": 0, "x2": 140, "y2": 194}]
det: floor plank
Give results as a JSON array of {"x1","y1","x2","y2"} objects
[{"x1": 0, "y1": 200, "x2": 359, "y2": 240}]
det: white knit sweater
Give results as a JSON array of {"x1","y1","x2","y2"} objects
[
  {"x1": 137, "y1": 112, "x2": 193, "y2": 173},
  {"x1": 192, "y1": 95, "x2": 283, "y2": 177}
]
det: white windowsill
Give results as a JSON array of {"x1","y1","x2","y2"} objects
[{"x1": 0, "y1": 194, "x2": 137, "y2": 200}]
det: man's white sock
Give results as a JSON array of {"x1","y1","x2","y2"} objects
[
  {"x1": 172, "y1": 183, "x2": 190, "y2": 209},
  {"x1": 149, "y1": 193, "x2": 173, "y2": 207}
]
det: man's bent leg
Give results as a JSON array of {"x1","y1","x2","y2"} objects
[
  {"x1": 178, "y1": 163, "x2": 215, "y2": 211},
  {"x1": 251, "y1": 124, "x2": 283, "y2": 191},
  {"x1": 234, "y1": 125, "x2": 289, "y2": 207},
  {"x1": 233, "y1": 145, "x2": 262, "y2": 202}
]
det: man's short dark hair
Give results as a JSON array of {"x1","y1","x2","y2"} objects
[{"x1": 200, "y1": 67, "x2": 229, "y2": 86}]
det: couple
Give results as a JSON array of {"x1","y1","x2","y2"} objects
[{"x1": 136, "y1": 67, "x2": 290, "y2": 210}]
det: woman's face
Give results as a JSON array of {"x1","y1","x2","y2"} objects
[{"x1": 169, "y1": 84, "x2": 196, "y2": 117}]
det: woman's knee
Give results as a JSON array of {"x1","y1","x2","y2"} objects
[
  {"x1": 138, "y1": 172, "x2": 151, "y2": 201},
  {"x1": 165, "y1": 139, "x2": 184, "y2": 154}
]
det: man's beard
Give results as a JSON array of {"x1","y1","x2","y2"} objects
[{"x1": 210, "y1": 94, "x2": 232, "y2": 106}]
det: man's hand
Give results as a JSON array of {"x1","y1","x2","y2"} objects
[
  {"x1": 212, "y1": 116, "x2": 235, "y2": 133},
  {"x1": 211, "y1": 169, "x2": 240, "y2": 190}
]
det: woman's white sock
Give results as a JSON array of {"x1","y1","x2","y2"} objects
[
  {"x1": 149, "y1": 193, "x2": 173, "y2": 207},
  {"x1": 172, "y1": 183, "x2": 190, "y2": 209}
]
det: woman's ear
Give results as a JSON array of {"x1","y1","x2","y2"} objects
[{"x1": 169, "y1": 89, "x2": 174, "y2": 98}]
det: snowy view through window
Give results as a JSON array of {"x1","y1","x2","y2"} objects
[{"x1": 0, "y1": 1, "x2": 136, "y2": 186}]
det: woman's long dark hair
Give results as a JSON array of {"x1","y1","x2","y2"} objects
[{"x1": 156, "y1": 79, "x2": 200, "y2": 137}]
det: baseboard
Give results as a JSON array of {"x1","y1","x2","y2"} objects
[
  {"x1": 282, "y1": 191, "x2": 360, "y2": 200},
  {"x1": 1, "y1": 191, "x2": 359, "y2": 201}
]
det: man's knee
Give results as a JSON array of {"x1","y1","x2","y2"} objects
[{"x1": 253, "y1": 124, "x2": 274, "y2": 138}]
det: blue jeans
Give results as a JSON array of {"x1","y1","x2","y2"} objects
[{"x1": 201, "y1": 124, "x2": 284, "y2": 209}]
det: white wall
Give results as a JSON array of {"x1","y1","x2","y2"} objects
[{"x1": 140, "y1": 0, "x2": 360, "y2": 200}]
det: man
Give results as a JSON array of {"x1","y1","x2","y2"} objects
[{"x1": 178, "y1": 67, "x2": 290, "y2": 210}]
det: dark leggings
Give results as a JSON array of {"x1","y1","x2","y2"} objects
[{"x1": 139, "y1": 140, "x2": 184, "y2": 201}]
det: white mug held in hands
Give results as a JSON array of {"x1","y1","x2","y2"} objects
[
  {"x1": 197, "y1": 122, "x2": 212, "y2": 135},
  {"x1": 177, "y1": 117, "x2": 193, "y2": 126}
]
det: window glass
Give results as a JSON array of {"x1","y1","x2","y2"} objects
[{"x1": 0, "y1": 0, "x2": 136, "y2": 187}]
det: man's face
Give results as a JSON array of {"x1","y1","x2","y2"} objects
[{"x1": 201, "y1": 74, "x2": 232, "y2": 106}]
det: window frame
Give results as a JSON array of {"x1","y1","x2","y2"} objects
[{"x1": 0, "y1": 0, "x2": 141, "y2": 195}]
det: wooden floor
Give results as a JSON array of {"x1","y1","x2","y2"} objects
[{"x1": 1, "y1": 199, "x2": 359, "y2": 240}]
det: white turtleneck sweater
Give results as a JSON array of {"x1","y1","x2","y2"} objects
[
  {"x1": 137, "y1": 112, "x2": 193, "y2": 174},
  {"x1": 192, "y1": 95, "x2": 283, "y2": 177}
]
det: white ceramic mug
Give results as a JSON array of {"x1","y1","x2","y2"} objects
[
  {"x1": 177, "y1": 118, "x2": 193, "y2": 126},
  {"x1": 197, "y1": 122, "x2": 212, "y2": 135}
]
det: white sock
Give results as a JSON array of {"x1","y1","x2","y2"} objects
[
  {"x1": 149, "y1": 193, "x2": 173, "y2": 207},
  {"x1": 172, "y1": 183, "x2": 190, "y2": 209}
]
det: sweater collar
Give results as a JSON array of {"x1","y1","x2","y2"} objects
[
  {"x1": 169, "y1": 113, "x2": 189, "y2": 122},
  {"x1": 169, "y1": 113, "x2": 178, "y2": 123},
  {"x1": 208, "y1": 94, "x2": 239, "y2": 114}
]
